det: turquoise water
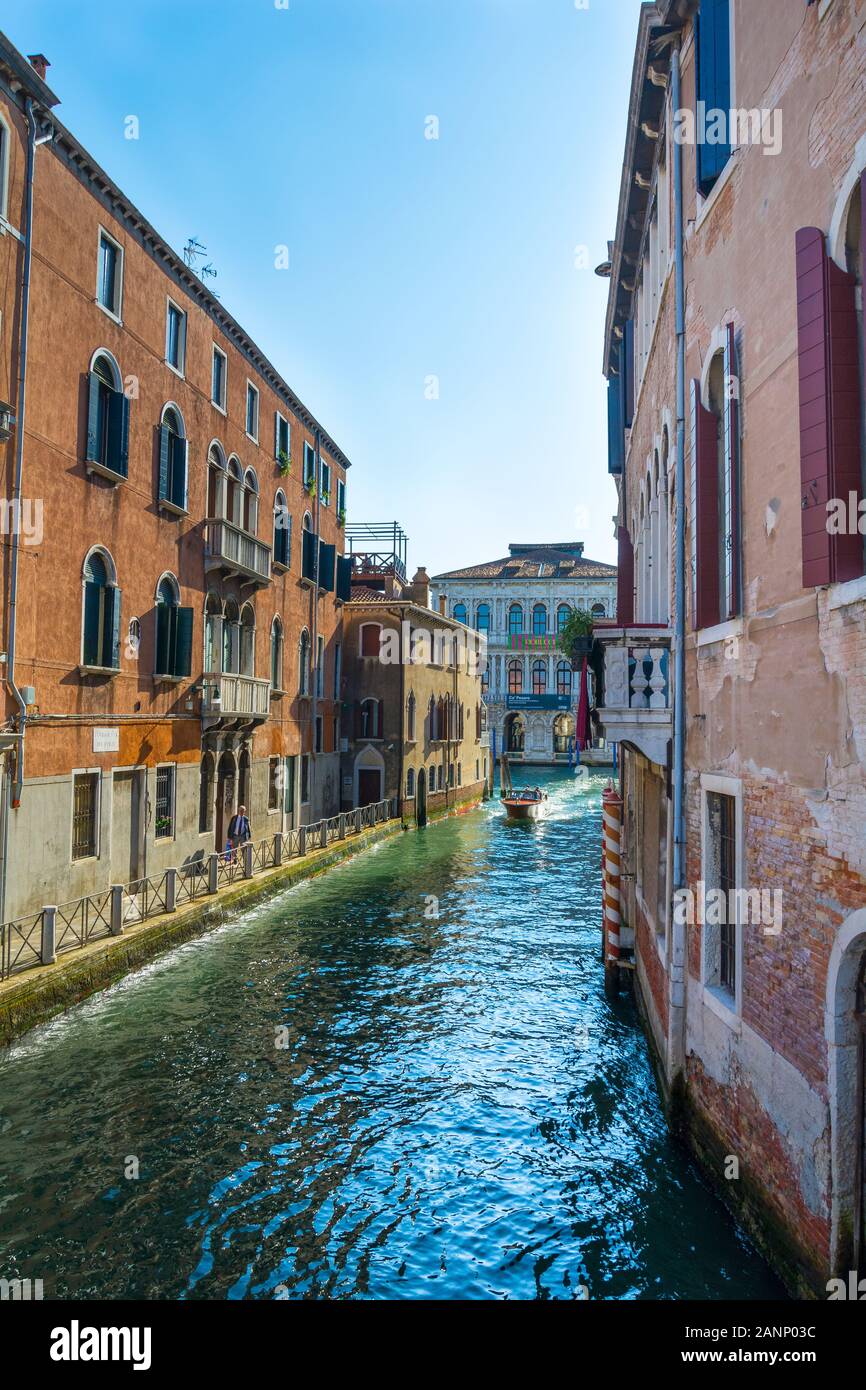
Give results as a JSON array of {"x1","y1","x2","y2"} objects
[{"x1": 0, "y1": 768, "x2": 784, "y2": 1300}]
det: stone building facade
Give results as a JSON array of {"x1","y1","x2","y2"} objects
[
  {"x1": 597, "y1": 0, "x2": 866, "y2": 1294},
  {"x1": 340, "y1": 548, "x2": 488, "y2": 823},
  {"x1": 431, "y1": 543, "x2": 616, "y2": 767},
  {"x1": 0, "y1": 38, "x2": 350, "y2": 924}
]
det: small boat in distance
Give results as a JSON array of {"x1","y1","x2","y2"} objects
[{"x1": 499, "y1": 755, "x2": 548, "y2": 821}]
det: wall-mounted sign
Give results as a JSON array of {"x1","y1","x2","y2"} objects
[
  {"x1": 506, "y1": 695, "x2": 571, "y2": 712},
  {"x1": 93, "y1": 727, "x2": 119, "y2": 753}
]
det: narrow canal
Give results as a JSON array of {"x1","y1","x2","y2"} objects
[{"x1": 0, "y1": 768, "x2": 784, "y2": 1300}]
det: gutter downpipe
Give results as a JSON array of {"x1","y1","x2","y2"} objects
[
  {"x1": 1, "y1": 97, "x2": 37, "y2": 924},
  {"x1": 670, "y1": 44, "x2": 687, "y2": 1081}
]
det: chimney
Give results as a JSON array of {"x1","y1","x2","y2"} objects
[
  {"x1": 28, "y1": 54, "x2": 50, "y2": 81},
  {"x1": 406, "y1": 566, "x2": 430, "y2": 609},
  {"x1": 438, "y1": 594, "x2": 446, "y2": 617}
]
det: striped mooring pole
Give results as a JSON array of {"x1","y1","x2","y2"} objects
[{"x1": 602, "y1": 782, "x2": 623, "y2": 995}]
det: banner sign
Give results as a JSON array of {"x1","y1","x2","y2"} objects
[
  {"x1": 506, "y1": 694, "x2": 571, "y2": 711},
  {"x1": 507, "y1": 635, "x2": 563, "y2": 652}
]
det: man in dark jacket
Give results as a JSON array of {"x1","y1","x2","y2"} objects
[{"x1": 227, "y1": 805, "x2": 251, "y2": 850}]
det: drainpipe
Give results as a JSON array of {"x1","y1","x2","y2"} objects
[
  {"x1": 0, "y1": 98, "x2": 38, "y2": 923},
  {"x1": 670, "y1": 44, "x2": 687, "y2": 1079}
]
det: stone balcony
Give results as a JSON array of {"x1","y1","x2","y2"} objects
[
  {"x1": 204, "y1": 519, "x2": 271, "y2": 587},
  {"x1": 200, "y1": 673, "x2": 271, "y2": 726},
  {"x1": 594, "y1": 626, "x2": 672, "y2": 767}
]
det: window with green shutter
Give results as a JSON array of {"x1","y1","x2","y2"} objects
[
  {"x1": 696, "y1": 0, "x2": 732, "y2": 197},
  {"x1": 86, "y1": 355, "x2": 129, "y2": 479},
  {"x1": 155, "y1": 577, "x2": 193, "y2": 678},
  {"x1": 82, "y1": 551, "x2": 121, "y2": 670},
  {"x1": 158, "y1": 409, "x2": 187, "y2": 510}
]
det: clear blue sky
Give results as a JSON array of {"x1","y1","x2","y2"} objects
[{"x1": 9, "y1": 0, "x2": 643, "y2": 573}]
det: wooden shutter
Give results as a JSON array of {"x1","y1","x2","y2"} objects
[
  {"x1": 158, "y1": 425, "x2": 170, "y2": 500},
  {"x1": 607, "y1": 371, "x2": 625, "y2": 476},
  {"x1": 796, "y1": 225, "x2": 863, "y2": 587},
  {"x1": 616, "y1": 525, "x2": 634, "y2": 626},
  {"x1": 174, "y1": 607, "x2": 193, "y2": 678},
  {"x1": 171, "y1": 437, "x2": 188, "y2": 509},
  {"x1": 318, "y1": 541, "x2": 336, "y2": 591},
  {"x1": 722, "y1": 323, "x2": 741, "y2": 618},
  {"x1": 107, "y1": 587, "x2": 122, "y2": 669},
  {"x1": 107, "y1": 389, "x2": 130, "y2": 478},
  {"x1": 696, "y1": 0, "x2": 732, "y2": 195},
  {"x1": 83, "y1": 581, "x2": 101, "y2": 666},
  {"x1": 155, "y1": 603, "x2": 170, "y2": 676},
  {"x1": 691, "y1": 379, "x2": 721, "y2": 629},
  {"x1": 85, "y1": 373, "x2": 101, "y2": 461}
]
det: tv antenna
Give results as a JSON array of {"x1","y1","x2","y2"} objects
[{"x1": 183, "y1": 236, "x2": 219, "y2": 292}]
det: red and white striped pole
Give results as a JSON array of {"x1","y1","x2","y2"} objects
[{"x1": 602, "y1": 782, "x2": 623, "y2": 994}]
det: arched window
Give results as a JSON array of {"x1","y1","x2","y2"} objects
[
  {"x1": 531, "y1": 660, "x2": 547, "y2": 695},
  {"x1": 82, "y1": 548, "x2": 120, "y2": 670},
  {"x1": 270, "y1": 616, "x2": 284, "y2": 691},
  {"x1": 223, "y1": 599, "x2": 240, "y2": 674},
  {"x1": 532, "y1": 604, "x2": 547, "y2": 637},
  {"x1": 273, "y1": 490, "x2": 291, "y2": 568},
  {"x1": 476, "y1": 603, "x2": 490, "y2": 633},
  {"x1": 207, "y1": 442, "x2": 226, "y2": 519},
  {"x1": 243, "y1": 468, "x2": 259, "y2": 535},
  {"x1": 453, "y1": 602, "x2": 467, "y2": 625},
  {"x1": 508, "y1": 604, "x2": 523, "y2": 637},
  {"x1": 358, "y1": 698, "x2": 382, "y2": 739},
  {"x1": 240, "y1": 604, "x2": 256, "y2": 677},
  {"x1": 556, "y1": 604, "x2": 571, "y2": 635},
  {"x1": 158, "y1": 404, "x2": 188, "y2": 511},
  {"x1": 85, "y1": 350, "x2": 129, "y2": 479},
  {"x1": 198, "y1": 754, "x2": 214, "y2": 834},
  {"x1": 507, "y1": 659, "x2": 523, "y2": 695},
  {"x1": 406, "y1": 767, "x2": 415, "y2": 798},
  {"x1": 299, "y1": 629, "x2": 310, "y2": 695},
  {"x1": 407, "y1": 690, "x2": 416, "y2": 741},
  {"x1": 226, "y1": 457, "x2": 244, "y2": 527},
  {"x1": 204, "y1": 593, "x2": 222, "y2": 673},
  {"x1": 556, "y1": 661, "x2": 572, "y2": 698},
  {"x1": 591, "y1": 602, "x2": 606, "y2": 618},
  {"x1": 155, "y1": 573, "x2": 189, "y2": 679}
]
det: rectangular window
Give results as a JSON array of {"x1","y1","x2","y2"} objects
[
  {"x1": 303, "y1": 441, "x2": 316, "y2": 487},
  {"x1": 315, "y1": 716, "x2": 323, "y2": 754},
  {"x1": 702, "y1": 778, "x2": 741, "y2": 1009},
  {"x1": 246, "y1": 382, "x2": 259, "y2": 441},
  {"x1": 155, "y1": 765, "x2": 175, "y2": 840},
  {"x1": 316, "y1": 635, "x2": 324, "y2": 697},
  {"x1": 212, "y1": 346, "x2": 227, "y2": 410},
  {"x1": 333, "y1": 642, "x2": 341, "y2": 700},
  {"x1": 275, "y1": 411, "x2": 290, "y2": 463},
  {"x1": 320, "y1": 460, "x2": 331, "y2": 504},
  {"x1": 301, "y1": 754, "x2": 310, "y2": 804},
  {"x1": 268, "y1": 756, "x2": 280, "y2": 811},
  {"x1": 284, "y1": 755, "x2": 296, "y2": 816},
  {"x1": 337, "y1": 477, "x2": 346, "y2": 519},
  {"x1": 72, "y1": 772, "x2": 99, "y2": 860},
  {"x1": 97, "y1": 229, "x2": 123, "y2": 319},
  {"x1": 166, "y1": 300, "x2": 187, "y2": 374}
]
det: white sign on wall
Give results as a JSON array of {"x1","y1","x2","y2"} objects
[{"x1": 93, "y1": 727, "x2": 119, "y2": 753}]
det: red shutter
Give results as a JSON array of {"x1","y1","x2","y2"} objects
[
  {"x1": 616, "y1": 525, "x2": 634, "y2": 626},
  {"x1": 796, "y1": 225, "x2": 863, "y2": 587},
  {"x1": 691, "y1": 379, "x2": 721, "y2": 629},
  {"x1": 722, "y1": 323, "x2": 741, "y2": 618}
]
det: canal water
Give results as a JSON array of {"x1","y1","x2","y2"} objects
[{"x1": 0, "y1": 767, "x2": 784, "y2": 1300}]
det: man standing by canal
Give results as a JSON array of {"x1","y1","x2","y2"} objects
[{"x1": 227, "y1": 806, "x2": 252, "y2": 857}]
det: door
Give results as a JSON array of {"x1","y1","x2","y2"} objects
[
  {"x1": 111, "y1": 770, "x2": 142, "y2": 885},
  {"x1": 216, "y1": 753, "x2": 235, "y2": 852},
  {"x1": 416, "y1": 768, "x2": 427, "y2": 828},
  {"x1": 357, "y1": 769, "x2": 381, "y2": 808}
]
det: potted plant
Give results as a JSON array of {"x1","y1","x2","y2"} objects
[
  {"x1": 558, "y1": 606, "x2": 595, "y2": 667},
  {"x1": 306, "y1": 476, "x2": 316, "y2": 498},
  {"x1": 337, "y1": 507, "x2": 346, "y2": 527},
  {"x1": 277, "y1": 449, "x2": 292, "y2": 477}
]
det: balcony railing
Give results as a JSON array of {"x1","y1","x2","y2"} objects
[
  {"x1": 594, "y1": 626, "x2": 672, "y2": 767},
  {"x1": 205, "y1": 519, "x2": 271, "y2": 585},
  {"x1": 201, "y1": 672, "x2": 271, "y2": 722}
]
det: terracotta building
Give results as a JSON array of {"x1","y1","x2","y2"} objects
[
  {"x1": 597, "y1": 0, "x2": 866, "y2": 1293},
  {"x1": 340, "y1": 524, "x2": 488, "y2": 822},
  {"x1": 0, "y1": 36, "x2": 352, "y2": 924}
]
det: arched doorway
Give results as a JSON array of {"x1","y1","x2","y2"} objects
[
  {"x1": 354, "y1": 744, "x2": 385, "y2": 808},
  {"x1": 505, "y1": 713, "x2": 525, "y2": 753},
  {"x1": 553, "y1": 712, "x2": 575, "y2": 755},
  {"x1": 238, "y1": 747, "x2": 251, "y2": 811},
  {"x1": 215, "y1": 751, "x2": 235, "y2": 852},
  {"x1": 416, "y1": 767, "x2": 427, "y2": 828},
  {"x1": 827, "y1": 910, "x2": 866, "y2": 1276}
]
